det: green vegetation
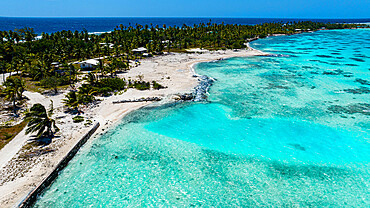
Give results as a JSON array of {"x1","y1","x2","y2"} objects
[
  {"x1": 0, "y1": 121, "x2": 27, "y2": 150},
  {"x1": 72, "y1": 115, "x2": 84, "y2": 123},
  {"x1": 25, "y1": 102, "x2": 59, "y2": 139},
  {"x1": 128, "y1": 80, "x2": 151, "y2": 90},
  {"x1": 3, "y1": 76, "x2": 25, "y2": 114},
  {"x1": 152, "y1": 81, "x2": 165, "y2": 90},
  {"x1": 98, "y1": 77, "x2": 126, "y2": 91},
  {"x1": 63, "y1": 91, "x2": 80, "y2": 111},
  {"x1": 1, "y1": 22, "x2": 366, "y2": 98},
  {"x1": 1, "y1": 22, "x2": 367, "y2": 86},
  {"x1": 84, "y1": 119, "x2": 93, "y2": 127},
  {"x1": 63, "y1": 75, "x2": 165, "y2": 109}
]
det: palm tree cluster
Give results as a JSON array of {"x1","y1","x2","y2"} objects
[{"x1": 1, "y1": 21, "x2": 366, "y2": 83}]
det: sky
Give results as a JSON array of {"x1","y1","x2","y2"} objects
[{"x1": 1, "y1": 0, "x2": 369, "y2": 18}]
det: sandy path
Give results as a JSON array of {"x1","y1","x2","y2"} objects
[{"x1": 0, "y1": 129, "x2": 28, "y2": 170}]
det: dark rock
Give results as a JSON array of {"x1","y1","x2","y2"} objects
[
  {"x1": 264, "y1": 83, "x2": 289, "y2": 89},
  {"x1": 175, "y1": 75, "x2": 215, "y2": 102},
  {"x1": 343, "y1": 87, "x2": 370, "y2": 94},
  {"x1": 355, "y1": 78, "x2": 370, "y2": 86},
  {"x1": 328, "y1": 103, "x2": 370, "y2": 115},
  {"x1": 288, "y1": 143, "x2": 306, "y2": 151},
  {"x1": 112, "y1": 97, "x2": 162, "y2": 104}
]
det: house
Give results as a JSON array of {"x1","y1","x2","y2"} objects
[
  {"x1": 79, "y1": 59, "x2": 100, "y2": 70},
  {"x1": 132, "y1": 47, "x2": 148, "y2": 54}
]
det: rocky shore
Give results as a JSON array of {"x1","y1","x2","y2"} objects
[{"x1": 175, "y1": 75, "x2": 215, "y2": 102}]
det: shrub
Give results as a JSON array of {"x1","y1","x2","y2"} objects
[
  {"x1": 84, "y1": 119, "x2": 93, "y2": 126},
  {"x1": 72, "y1": 115, "x2": 84, "y2": 123},
  {"x1": 98, "y1": 77, "x2": 126, "y2": 91},
  {"x1": 152, "y1": 81, "x2": 165, "y2": 90},
  {"x1": 98, "y1": 87, "x2": 113, "y2": 96},
  {"x1": 40, "y1": 76, "x2": 60, "y2": 93},
  {"x1": 58, "y1": 75, "x2": 71, "y2": 85},
  {"x1": 133, "y1": 81, "x2": 150, "y2": 90}
]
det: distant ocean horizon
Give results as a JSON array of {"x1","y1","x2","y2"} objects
[{"x1": 0, "y1": 17, "x2": 369, "y2": 35}]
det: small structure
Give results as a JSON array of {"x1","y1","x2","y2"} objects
[
  {"x1": 99, "y1": 43, "x2": 114, "y2": 49},
  {"x1": 132, "y1": 47, "x2": 148, "y2": 54},
  {"x1": 186, "y1": 48, "x2": 209, "y2": 53},
  {"x1": 142, "y1": 53, "x2": 152, "y2": 57},
  {"x1": 79, "y1": 59, "x2": 99, "y2": 70},
  {"x1": 51, "y1": 62, "x2": 60, "y2": 68}
]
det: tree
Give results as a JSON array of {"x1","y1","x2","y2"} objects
[
  {"x1": 84, "y1": 72, "x2": 98, "y2": 86},
  {"x1": 78, "y1": 86, "x2": 96, "y2": 104},
  {"x1": 3, "y1": 76, "x2": 25, "y2": 114},
  {"x1": 25, "y1": 102, "x2": 59, "y2": 139},
  {"x1": 63, "y1": 91, "x2": 80, "y2": 111},
  {"x1": 40, "y1": 76, "x2": 60, "y2": 94}
]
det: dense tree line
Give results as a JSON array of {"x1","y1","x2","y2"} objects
[{"x1": 1, "y1": 21, "x2": 366, "y2": 79}]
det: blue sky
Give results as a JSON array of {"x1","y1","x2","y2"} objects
[{"x1": 1, "y1": 0, "x2": 369, "y2": 18}]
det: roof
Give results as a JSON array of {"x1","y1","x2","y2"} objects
[
  {"x1": 80, "y1": 59, "x2": 99, "y2": 66},
  {"x1": 99, "y1": 43, "x2": 114, "y2": 48},
  {"x1": 186, "y1": 48, "x2": 209, "y2": 53},
  {"x1": 132, "y1": 47, "x2": 148, "y2": 52}
]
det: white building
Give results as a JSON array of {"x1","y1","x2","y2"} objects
[
  {"x1": 132, "y1": 47, "x2": 148, "y2": 54},
  {"x1": 79, "y1": 59, "x2": 100, "y2": 70},
  {"x1": 99, "y1": 43, "x2": 114, "y2": 48}
]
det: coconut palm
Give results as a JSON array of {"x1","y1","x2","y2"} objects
[
  {"x1": 78, "y1": 87, "x2": 96, "y2": 104},
  {"x1": 25, "y1": 102, "x2": 59, "y2": 139},
  {"x1": 3, "y1": 76, "x2": 25, "y2": 114},
  {"x1": 84, "y1": 72, "x2": 98, "y2": 86},
  {"x1": 63, "y1": 91, "x2": 80, "y2": 111}
]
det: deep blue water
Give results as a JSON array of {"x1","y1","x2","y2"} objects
[{"x1": 0, "y1": 17, "x2": 370, "y2": 34}]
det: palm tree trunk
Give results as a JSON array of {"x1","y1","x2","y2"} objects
[{"x1": 12, "y1": 97, "x2": 16, "y2": 114}]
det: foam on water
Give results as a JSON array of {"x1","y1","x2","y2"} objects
[{"x1": 34, "y1": 29, "x2": 370, "y2": 207}]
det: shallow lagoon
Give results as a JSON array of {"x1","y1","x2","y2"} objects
[{"x1": 35, "y1": 29, "x2": 370, "y2": 207}]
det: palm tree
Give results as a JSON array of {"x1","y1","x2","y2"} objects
[
  {"x1": 3, "y1": 76, "x2": 25, "y2": 114},
  {"x1": 63, "y1": 91, "x2": 80, "y2": 111},
  {"x1": 25, "y1": 102, "x2": 59, "y2": 139},
  {"x1": 78, "y1": 87, "x2": 96, "y2": 104},
  {"x1": 84, "y1": 72, "x2": 97, "y2": 86}
]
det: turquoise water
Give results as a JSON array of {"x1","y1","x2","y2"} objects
[{"x1": 35, "y1": 29, "x2": 370, "y2": 207}]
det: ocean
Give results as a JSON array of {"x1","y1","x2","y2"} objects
[
  {"x1": 0, "y1": 17, "x2": 370, "y2": 34},
  {"x1": 34, "y1": 29, "x2": 370, "y2": 207}
]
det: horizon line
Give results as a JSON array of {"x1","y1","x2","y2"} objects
[{"x1": 1, "y1": 16, "x2": 370, "y2": 19}]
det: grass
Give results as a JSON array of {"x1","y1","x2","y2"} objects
[
  {"x1": 72, "y1": 115, "x2": 84, "y2": 123},
  {"x1": 11, "y1": 76, "x2": 70, "y2": 93},
  {"x1": 0, "y1": 120, "x2": 27, "y2": 150}
]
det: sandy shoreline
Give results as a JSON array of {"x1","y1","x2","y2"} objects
[{"x1": 0, "y1": 48, "x2": 265, "y2": 207}]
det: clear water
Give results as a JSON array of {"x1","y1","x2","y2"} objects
[{"x1": 35, "y1": 29, "x2": 370, "y2": 207}]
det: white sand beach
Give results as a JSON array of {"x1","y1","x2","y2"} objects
[{"x1": 0, "y1": 48, "x2": 266, "y2": 207}]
